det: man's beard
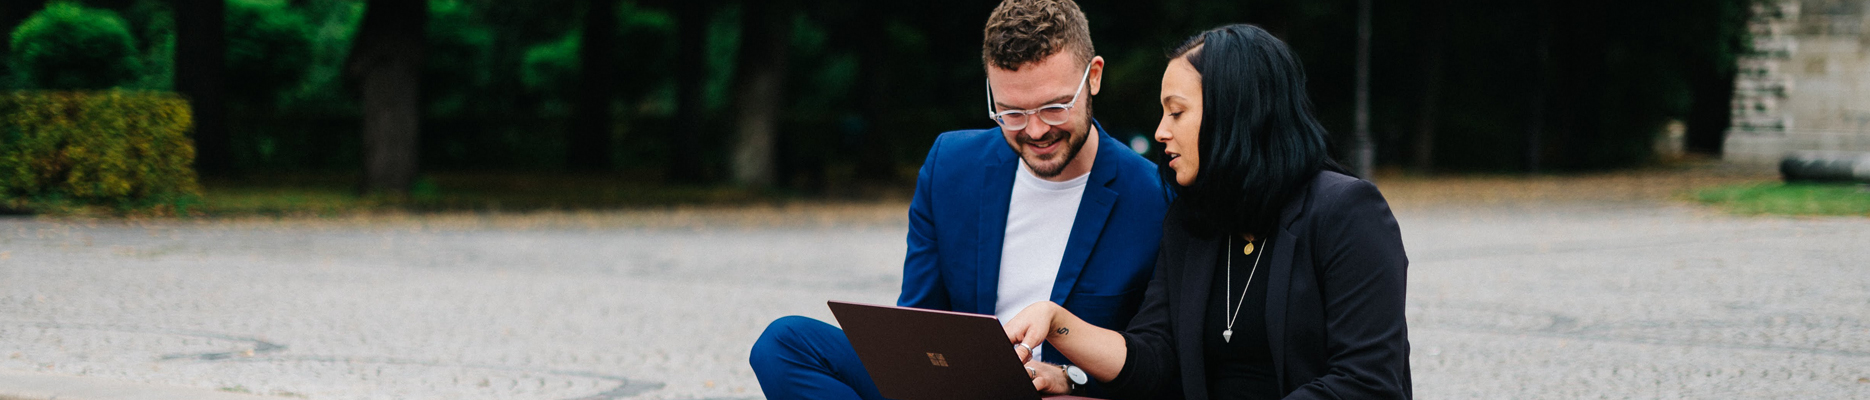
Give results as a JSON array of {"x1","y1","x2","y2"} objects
[{"x1": 1016, "y1": 121, "x2": 1091, "y2": 178}]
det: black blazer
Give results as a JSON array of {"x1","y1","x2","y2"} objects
[{"x1": 1106, "y1": 171, "x2": 1412, "y2": 400}]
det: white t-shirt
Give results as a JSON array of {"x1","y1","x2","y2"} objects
[{"x1": 995, "y1": 160, "x2": 1089, "y2": 361}]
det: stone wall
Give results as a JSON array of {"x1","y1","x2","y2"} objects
[{"x1": 1726, "y1": 0, "x2": 1870, "y2": 164}]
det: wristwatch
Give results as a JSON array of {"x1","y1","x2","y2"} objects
[{"x1": 1061, "y1": 364, "x2": 1089, "y2": 394}]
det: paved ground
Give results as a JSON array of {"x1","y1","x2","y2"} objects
[{"x1": 1, "y1": 178, "x2": 1867, "y2": 399}]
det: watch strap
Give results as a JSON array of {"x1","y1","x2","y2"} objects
[{"x1": 1061, "y1": 364, "x2": 1085, "y2": 394}]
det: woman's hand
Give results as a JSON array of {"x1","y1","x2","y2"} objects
[
  {"x1": 1005, "y1": 300, "x2": 1129, "y2": 385},
  {"x1": 1025, "y1": 360, "x2": 1072, "y2": 395},
  {"x1": 1003, "y1": 301, "x2": 1063, "y2": 363}
]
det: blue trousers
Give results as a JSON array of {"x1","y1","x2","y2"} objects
[{"x1": 750, "y1": 316, "x2": 889, "y2": 400}]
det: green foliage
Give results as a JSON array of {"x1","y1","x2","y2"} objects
[
  {"x1": 8, "y1": 2, "x2": 142, "y2": 90},
  {"x1": 0, "y1": 0, "x2": 1747, "y2": 184},
  {"x1": 275, "y1": 0, "x2": 363, "y2": 116},
  {"x1": 228, "y1": 0, "x2": 360, "y2": 171},
  {"x1": 612, "y1": 1, "x2": 677, "y2": 116},
  {"x1": 425, "y1": 0, "x2": 496, "y2": 117},
  {"x1": 226, "y1": 0, "x2": 314, "y2": 109},
  {"x1": 520, "y1": 0, "x2": 678, "y2": 116},
  {"x1": 701, "y1": 3, "x2": 741, "y2": 113},
  {"x1": 0, "y1": 90, "x2": 201, "y2": 211},
  {"x1": 783, "y1": 17, "x2": 856, "y2": 122},
  {"x1": 618, "y1": 2, "x2": 675, "y2": 35},
  {"x1": 520, "y1": 30, "x2": 578, "y2": 107},
  {"x1": 125, "y1": 0, "x2": 175, "y2": 90},
  {"x1": 1696, "y1": 182, "x2": 1870, "y2": 216}
]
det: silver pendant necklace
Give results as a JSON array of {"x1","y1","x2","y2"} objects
[{"x1": 1224, "y1": 235, "x2": 1264, "y2": 343}]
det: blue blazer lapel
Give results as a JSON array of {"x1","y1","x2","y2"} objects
[
  {"x1": 976, "y1": 136, "x2": 1018, "y2": 316},
  {"x1": 1050, "y1": 132, "x2": 1121, "y2": 304}
]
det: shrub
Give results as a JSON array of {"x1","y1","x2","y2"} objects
[
  {"x1": 0, "y1": 90, "x2": 200, "y2": 211},
  {"x1": 8, "y1": 3, "x2": 143, "y2": 90}
]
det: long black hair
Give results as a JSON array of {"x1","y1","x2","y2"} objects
[{"x1": 1161, "y1": 24, "x2": 1349, "y2": 238}]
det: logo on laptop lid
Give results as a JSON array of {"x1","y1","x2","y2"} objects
[{"x1": 925, "y1": 352, "x2": 949, "y2": 367}]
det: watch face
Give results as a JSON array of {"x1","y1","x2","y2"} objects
[{"x1": 1066, "y1": 365, "x2": 1089, "y2": 384}]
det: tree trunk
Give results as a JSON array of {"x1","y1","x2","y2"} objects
[
  {"x1": 346, "y1": 0, "x2": 427, "y2": 195},
  {"x1": 1411, "y1": 0, "x2": 1446, "y2": 173},
  {"x1": 1554, "y1": 0, "x2": 1610, "y2": 170},
  {"x1": 729, "y1": 0, "x2": 792, "y2": 187},
  {"x1": 1526, "y1": 0, "x2": 1553, "y2": 173},
  {"x1": 852, "y1": 15, "x2": 897, "y2": 182},
  {"x1": 1684, "y1": 63, "x2": 1738, "y2": 156},
  {"x1": 173, "y1": 0, "x2": 230, "y2": 176},
  {"x1": 1684, "y1": 0, "x2": 1749, "y2": 156},
  {"x1": 667, "y1": 0, "x2": 712, "y2": 183},
  {"x1": 569, "y1": 0, "x2": 618, "y2": 170},
  {"x1": 1349, "y1": 0, "x2": 1374, "y2": 179}
]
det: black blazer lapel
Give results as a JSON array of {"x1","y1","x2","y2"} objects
[
  {"x1": 1263, "y1": 181, "x2": 1312, "y2": 392},
  {"x1": 1176, "y1": 231, "x2": 1218, "y2": 393}
]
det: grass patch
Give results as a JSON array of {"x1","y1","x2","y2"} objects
[
  {"x1": 1694, "y1": 182, "x2": 1870, "y2": 216},
  {"x1": 196, "y1": 185, "x2": 389, "y2": 217}
]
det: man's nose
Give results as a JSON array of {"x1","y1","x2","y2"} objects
[{"x1": 1022, "y1": 119, "x2": 1050, "y2": 139}]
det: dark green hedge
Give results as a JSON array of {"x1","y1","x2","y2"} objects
[
  {"x1": 0, "y1": 90, "x2": 199, "y2": 211},
  {"x1": 7, "y1": 2, "x2": 142, "y2": 90}
]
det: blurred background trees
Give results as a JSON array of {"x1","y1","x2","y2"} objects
[
  {"x1": 9, "y1": 2, "x2": 144, "y2": 90},
  {"x1": 0, "y1": 0, "x2": 1754, "y2": 195}
]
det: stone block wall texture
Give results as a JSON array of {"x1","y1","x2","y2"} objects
[{"x1": 1728, "y1": 0, "x2": 1870, "y2": 163}]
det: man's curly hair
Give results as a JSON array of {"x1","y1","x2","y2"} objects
[{"x1": 982, "y1": 0, "x2": 1094, "y2": 71}]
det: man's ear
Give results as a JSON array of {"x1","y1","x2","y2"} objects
[{"x1": 1088, "y1": 56, "x2": 1106, "y2": 96}]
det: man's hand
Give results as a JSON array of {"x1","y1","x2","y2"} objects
[
  {"x1": 1004, "y1": 301, "x2": 1063, "y2": 363},
  {"x1": 1025, "y1": 360, "x2": 1071, "y2": 395}
]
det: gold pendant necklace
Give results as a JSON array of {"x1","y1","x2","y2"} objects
[{"x1": 1224, "y1": 235, "x2": 1264, "y2": 343}]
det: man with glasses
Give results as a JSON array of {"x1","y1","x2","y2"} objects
[{"x1": 749, "y1": 1, "x2": 1167, "y2": 398}]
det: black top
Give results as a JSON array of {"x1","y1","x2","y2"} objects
[
  {"x1": 1201, "y1": 237, "x2": 1280, "y2": 399},
  {"x1": 1103, "y1": 171, "x2": 1412, "y2": 400}
]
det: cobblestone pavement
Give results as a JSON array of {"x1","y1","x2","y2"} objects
[{"x1": 0, "y1": 196, "x2": 1867, "y2": 399}]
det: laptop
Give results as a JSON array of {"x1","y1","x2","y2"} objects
[{"x1": 828, "y1": 301, "x2": 1101, "y2": 400}]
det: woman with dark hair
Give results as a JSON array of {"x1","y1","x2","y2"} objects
[{"x1": 1003, "y1": 24, "x2": 1412, "y2": 399}]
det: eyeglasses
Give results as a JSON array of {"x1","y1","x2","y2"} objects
[{"x1": 986, "y1": 61, "x2": 1094, "y2": 131}]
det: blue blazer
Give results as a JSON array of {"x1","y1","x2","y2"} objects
[{"x1": 898, "y1": 120, "x2": 1170, "y2": 364}]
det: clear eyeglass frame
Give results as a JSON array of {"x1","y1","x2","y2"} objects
[{"x1": 986, "y1": 61, "x2": 1094, "y2": 131}]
